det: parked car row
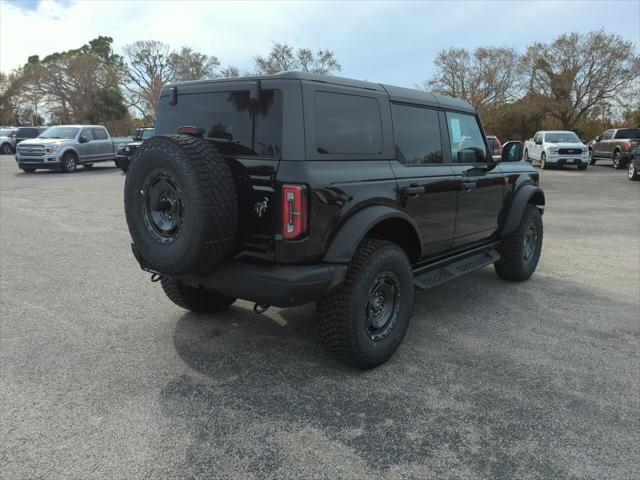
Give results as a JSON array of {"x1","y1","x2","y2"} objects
[{"x1": 3, "y1": 124, "x2": 156, "y2": 173}]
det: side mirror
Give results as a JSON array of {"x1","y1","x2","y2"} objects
[
  {"x1": 595, "y1": 136, "x2": 601, "y2": 142},
  {"x1": 535, "y1": 139, "x2": 542, "y2": 145},
  {"x1": 79, "y1": 136, "x2": 89, "y2": 144},
  {"x1": 501, "y1": 141, "x2": 524, "y2": 162}
]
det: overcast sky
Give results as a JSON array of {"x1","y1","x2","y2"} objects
[{"x1": 1, "y1": 0, "x2": 639, "y2": 88}]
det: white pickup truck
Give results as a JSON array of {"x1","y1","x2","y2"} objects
[{"x1": 523, "y1": 130, "x2": 589, "y2": 170}]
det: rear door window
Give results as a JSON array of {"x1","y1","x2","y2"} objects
[
  {"x1": 314, "y1": 92, "x2": 382, "y2": 154},
  {"x1": 391, "y1": 104, "x2": 442, "y2": 164},
  {"x1": 92, "y1": 128, "x2": 108, "y2": 140},
  {"x1": 445, "y1": 112, "x2": 487, "y2": 163},
  {"x1": 80, "y1": 129, "x2": 94, "y2": 142},
  {"x1": 156, "y1": 90, "x2": 282, "y2": 157}
]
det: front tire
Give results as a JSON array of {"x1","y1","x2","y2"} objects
[
  {"x1": 540, "y1": 153, "x2": 548, "y2": 169},
  {"x1": 61, "y1": 152, "x2": 77, "y2": 173},
  {"x1": 317, "y1": 239, "x2": 414, "y2": 369},
  {"x1": 523, "y1": 149, "x2": 530, "y2": 162},
  {"x1": 21, "y1": 168, "x2": 35, "y2": 173},
  {"x1": 495, "y1": 205, "x2": 543, "y2": 281},
  {"x1": 83, "y1": 163, "x2": 93, "y2": 168},
  {"x1": 160, "y1": 277, "x2": 235, "y2": 314},
  {"x1": 577, "y1": 164, "x2": 587, "y2": 170},
  {"x1": 1, "y1": 143, "x2": 12, "y2": 154},
  {"x1": 589, "y1": 149, "x2": 596, "y2": 165}
]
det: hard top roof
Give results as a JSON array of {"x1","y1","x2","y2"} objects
[{"x1": 166, "y1": 71, "x2": 476, "y2": 113}]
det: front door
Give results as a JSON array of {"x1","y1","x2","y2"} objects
[
  {"x1": 390, "y1": 104, "x2": 457, "y2": 257},
  {"x1": 443, "y1": 111, "x2": 504, "y2": 247},
  {"x1": 77, "y1": 128, "x2": 95, "y2": 160}
]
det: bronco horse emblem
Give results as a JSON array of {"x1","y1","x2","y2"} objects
[{"x1": 254, "y1": 196, "x2": 269, "y2": 218}]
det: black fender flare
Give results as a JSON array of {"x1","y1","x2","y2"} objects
[
  {"x1": 323, "y1": 205, "x2": 423, "y2": 263},
  {"x1": 501, "y1": 185, "x2": 545, "y2": 237}
]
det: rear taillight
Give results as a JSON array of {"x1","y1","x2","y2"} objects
[
  {"x1": 625, "y1": 142, "x2": 632, "y2": 151},
  {"x1": 281, "y1": 184, "x2": 308, "y2": 240},
  {"x1": 495, "y1": 136, "x2": 502, "y2": 151}
]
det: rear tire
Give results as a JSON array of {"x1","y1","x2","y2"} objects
[
  {"x1": 495, "y1": 205, "x2": 543, "y2": 281},
  {"x1": 124, "y1": 135, "x2": 238, "y2": 276},
  {"x1": 161, "y1": 277, "x2": 235, "y2": 314},
  {"x1": 629, "y1": 160, "x2": 639, "y2": 181},
  {"x1": 1, "y1": 143, "x2": 11, "y2": 154},
  {"x1": 317, "y1": 239, "x2": 414, "y2": 369},
  {"x1": 613, "y1": 151, "x2": 623, "y2": 169}
]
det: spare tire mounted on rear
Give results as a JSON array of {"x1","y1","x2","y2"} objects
[{"x1": 124, "y1": 135, "x2": 238, "y2": 276}]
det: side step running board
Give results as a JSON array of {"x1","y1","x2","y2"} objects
[{"x1": 413, "y1": 249, "x2": 501, "y2": 290}]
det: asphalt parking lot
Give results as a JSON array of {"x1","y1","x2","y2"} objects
[{"x1": 1, "y1": 155, "x2": 638, "y2": 479}]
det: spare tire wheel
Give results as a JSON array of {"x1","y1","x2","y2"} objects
[{"x1": 124, "y1": 135, "x2": 238, "y2": 275}]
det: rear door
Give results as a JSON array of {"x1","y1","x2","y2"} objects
[
  {"x1": 91, "y1": 128, "x2": 112, "y2": 160},
  {"x1": 389, "y1": 103, "x2": 457, "y2": 256},
  {"x1": 445, "y1": 111, "x2": 505, "y2": 247}
]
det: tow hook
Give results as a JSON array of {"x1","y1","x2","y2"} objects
[{"x1": 253, "y1": 303, "x2": 270, "y2": 314}]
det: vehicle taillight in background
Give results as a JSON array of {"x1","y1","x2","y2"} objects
[
  {"x1": 625, "y1": 142, "x2": 632, "y2": 151},
  {"x1": 281, "y1": 184, "x2": 308, "y2": 240},
  {"x1": 495, "y1": 136, "x2": 502, "y2": 152}
]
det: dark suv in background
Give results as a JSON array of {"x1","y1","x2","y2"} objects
[
  {"x1": 14, "y1": 126, "x2": 47, "y2": 146},
  {"x1": 115, "y1": 127, "x2": 155, "y2": 172},
  {"x1": 124, "y1": 72, "x2": 545, "y2": 368}
]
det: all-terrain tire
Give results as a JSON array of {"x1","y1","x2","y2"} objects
[
  {"x1": 577, "y1": 164, "x2": 587, "y2": 170},
  {"x1": 494, "y1": 205, "x2": 543, "y2": 281},
  {"x1": 124, "y1": 135, "x2": 238, "y2": 276},
  {"x1": 161, "y1": 277, "x2": 235, "y2": 313},
  {"x1": 21, "y1": 168, "x2": 35, "y2": 173},
  {"x1": 317, "y1": 239, "x2": 414, "y2": 369}
]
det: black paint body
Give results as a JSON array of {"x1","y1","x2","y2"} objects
[{"x1": 150, "y1": 72, "x2": 545, "y2": 306}]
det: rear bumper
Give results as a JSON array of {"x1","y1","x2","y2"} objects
[
  {"x1": 131, "y1": 244, "x2": 347, "y2": 307},
  {"x1": 178, "y1": 261, "x2": 348, "y2": 307}
]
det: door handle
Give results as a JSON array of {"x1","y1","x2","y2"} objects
[
  {"x1": 460, "y1": 181, "x2": 477, "y2": 191},
  {"x1": 400, "y1": 185, "x2": 426, "y2": 196}
]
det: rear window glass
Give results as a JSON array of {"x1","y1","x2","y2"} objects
[
  {"x1": 156, "y1": 90, "x2": 282, "y2": 157},
  {"x1": 391, "y1": 104, "x2": 442, "y2": 164},
  {"x1": 315, "y1": 92, "x2": 382, "y2": 155}
]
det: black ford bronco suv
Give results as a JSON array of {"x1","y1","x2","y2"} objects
[{"x1": 124, "y1": 72, "x2": 545, "y2": 368}]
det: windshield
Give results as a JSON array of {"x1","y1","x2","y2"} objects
[
  {"x1": 141, "y1": 129, "x2": 155, "y2": 140},
  {"x1": 39, "y1": 127, "x2": 79, "y2": 139},
  {"x1": 545, "y1": 132, "x2": 581, "y2": 143},
  {"x1": 615, "y1": 128, "x2": 640, "y2": 139},
  {"x1": 0, "y1": 129, "x2": 15, "y2": 137}
]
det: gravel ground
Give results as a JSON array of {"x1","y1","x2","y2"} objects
[{"x1": 1, "y1": 155, "x2": 639, "y2": 479}]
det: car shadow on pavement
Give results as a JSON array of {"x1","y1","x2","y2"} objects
[{"x1": 159, "y1": 270, "x2": 639, "y2": 479}]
